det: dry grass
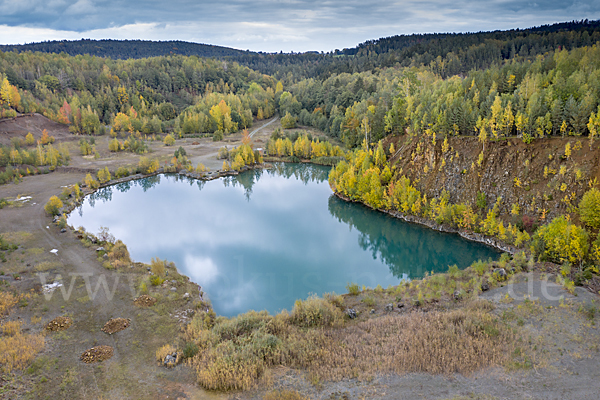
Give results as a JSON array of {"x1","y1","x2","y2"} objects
[
  {"x1": 0, "y1": 320, "x2": 45, "y2": 373},
  {"x1": 34, "y1": 261, "x2": 61, "y2": 272},
  {"x1": 0, "y1": 291, "x2": 19, "y2": 317},
  {"x1": 150, "y1": 257, "x2": 166, "y2": 276},
  {"x1": 187, "y1": 298, "x2": 514, "y2": 391},
  {"x1": 263, "y1": 390, "x2": 310, "y2": 400},
  {"x1": 1, "y1": 320, "x2": 23, "y2": 336},
  {"x1": 290, "y1": 294, "x2": 344, "y2": 328},
  {"x1": 183, "y1": 257, "x2": 530, "y2": 391},
  {"x1": 108, "y1": 240, "x2": 131, "y2": 268},
  {"x1": 309, "y1": 305, "x2": 513, "y2": 381}
]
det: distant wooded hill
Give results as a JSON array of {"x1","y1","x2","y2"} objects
[
  {"x1": 0, "y1": 39, "x2": 247, "y2": 59},
  {"x1": 2, "y1": 20, "x2": 600, "y2": 80}
]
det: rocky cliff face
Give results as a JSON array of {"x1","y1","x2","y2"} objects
[{"x1": 388, "y1": 135, "x2": 600, "y2": 223}]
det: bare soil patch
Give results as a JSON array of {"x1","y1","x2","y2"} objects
[{"x1": 0, "y1": 113, "x2": 73, "y2": 146}]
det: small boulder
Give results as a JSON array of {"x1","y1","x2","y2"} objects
[
  {"x1": 493, "y1": 268, "x2": 507, "y2": 279},
  {"x1": 397, "y1": 303, "x2": 405, "y2": 309},
  {"x1": 163, "y1": 354, "x2": 177, "y2": 368},
  {"x1": 370, "y1": 309, "x2": 375, "y2": 314},
  {"x1": 346, "y1": 308, "x2": 357, "y2": 319},
  {"x1": 481, "y1": 282, "x2": 490, "y2": 292},
  {"x1": 385, "y1": 303, "x2": 394, "y2": 312},
  {"x1": 60, "y1": 228, "x2": 67, "y2": 233},
  {"x1": 453, "y1": 290, "x2": 462, "y2": 301},
  {"x1": 183, "y1": 292, "x2": 190, "y2": 299},
  {"x1": 170, "y1": 287, "x2": 177, "y2": 292}
]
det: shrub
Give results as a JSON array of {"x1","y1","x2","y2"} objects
[
  {"x1": 108, "y1": 240, "x2": 131, "y2": 268},
  {"x1": 579, "y1": 188, "x2": 600, "y2": 229},
  {"x1": 174, "y1": 146, "x2": 186, "y2": 158},
  {"x1": 40, "y1": 129, "x2": 54, "y2": 145},
  {"x1": 163, "y1": 134, "x2": 175, "y2": 146},
  {"x1": 1, "y1": 320, "x2": 22, "y2": 336},
  {"x1": 97, "y1": 167, "x2": 111, "y2": 184},
  {"x1": 346, "y1": 282, "x2": 360, "y2": 295},
  {"x1": 0, "y1": 327, "x2": 44, "y2": 373},
  {"x1": 25, "y1": 132, "x2": 34, "y2": 146},
  {"x1": 149, "y1": 275, "x2": 165, "y2": 286},
  {"x1": 361, "y1": 296, "x2": 376, "y2": 307},
  {"x1": 533, "y1": 216, "x2": 589, "y2": 264},
  {"x1": 44, "y1": 195, "x2": 63, "y2": 216},
  {"x1": 470, "y1": 260, "x2": 488, "y2": 276},
  {"x1": 194, "y1": 311, "x2": 282, "y2": 390},
  {"x1": 108, "y1": 138, "x2": 121, "y2": 152},
  {"x1": 281, "y1": 112, "x2": 297, "y2": 129},
  {"x1": 290, "y1": 295, "x2": 343, "y2": 328},
  {"x1": 115, "y1": 166, "x2": 129, "y2": 178},
  {"x1": 182, "y1": 341, "x2": 199, "y2": 359},
  {"x1": 150, "y1": 257, "x2": 166, "y2": 276},
  {"x1": 138, "y1": 157, "x2": 159, "y2": 174},
  {"x1": 155, "y1": 344, "x2": 178, "y2": 363},
  {"x1": 217, "y1": 147, "x2": 229, "y2": 159},
  {"x1": 0, "y1": 292, "x2": 19, "y2": 316},
  {"x1": 195, "y1": 163, "x2": 207, "y2": 173},
  {"x1": 84, "y1": 173, "x2": 99, "y2": 189},
  {"x1": 213, "y1": 130, "x2": 224, "y2": 141}
]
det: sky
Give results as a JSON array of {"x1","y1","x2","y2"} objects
[{"x1": 0, "y1": 0, "x2": 599, "y2": 53}]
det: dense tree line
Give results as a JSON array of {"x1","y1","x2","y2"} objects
[
  {"x1": 0, "y1": 52, "x2": 277, "y2": 135},
  {"x1": 282, "y1": 44, "x2": 600, "y2": 147}
]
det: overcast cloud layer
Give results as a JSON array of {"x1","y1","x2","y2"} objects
[{"x1": 0, "y1": 0, "x2": 599, "y2": 52}]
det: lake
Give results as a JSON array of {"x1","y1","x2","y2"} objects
[{"x1": 68, "y1": 163, "x2": 499, "y2": 316}]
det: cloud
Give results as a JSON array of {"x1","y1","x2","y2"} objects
[
  {"x1": 65, "y1": 0, "x2": 97, "y2": 15},
  {"x1": 0, "y1": 0, "x2": 599, "y2": 52}
]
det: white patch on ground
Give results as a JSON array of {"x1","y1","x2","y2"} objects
[{"x1": 43, "y1": 281, "x2": 62, "y2": 294}]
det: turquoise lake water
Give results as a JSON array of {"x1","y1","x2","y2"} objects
[{"x1": 68, "y1": 163, "x2": 499, "y2": 316}]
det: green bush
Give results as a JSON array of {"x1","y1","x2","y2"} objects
[
  {"x1": 346, "y1": 282, "x2": 360, "y2": 295},
  {"x1": 149, "y1": 275, "x2": 164, "y2": 286},
  {"x1": 212, "y1": 130, "x2": 224, "y2": 141},
  {"x1": 361, "y1": 296, "x2": 376, "y2": 307},
  {"x1": 533, "y1": 216, "x2": 589, "y2": 264},
  {"x1": 163, "y1": 134, "x2": 175, "y2": 146},
  {"x1": 115, "y1": 166, "x2": 129, "y2": 178},
  {"x1": 290, "y1": 295, "x2": 343, "y2": 328},
  {"x1": 44, "y1": 196, "x2": 63, "y2": 216},
  {"x1": 182, "y1": 341, "x2": 199, "y2": 359},
  {"x1": 281, "y1": 112, "x2": 297, "y2": 129},
  {"x1": 579, "y1": 188, "x2": 600, "y2": 229}
]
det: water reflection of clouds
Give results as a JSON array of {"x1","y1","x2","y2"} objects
[
  {"x1": 68, "y1": 165, "x2": 498, "y2": 316},
  {"x1": 184, "y1": 254, "x2": 219, "y2": 284}
]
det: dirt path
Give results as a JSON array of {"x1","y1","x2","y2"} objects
[{"x1": 249, "y1": 116, "x2": 278, "y2": 138}]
